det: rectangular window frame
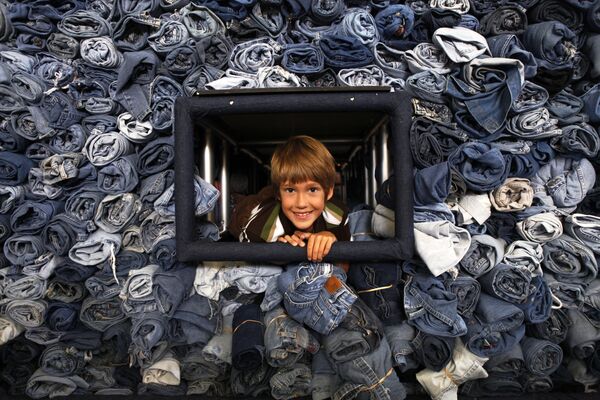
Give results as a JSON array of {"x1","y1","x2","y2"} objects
[{"x1": 174, "y1": 87, "x2": 414, "y2": 263}]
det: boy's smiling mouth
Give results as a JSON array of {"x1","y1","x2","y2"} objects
[{"x1": 293, "y1": 211, "x2": 313, "y2": 219}]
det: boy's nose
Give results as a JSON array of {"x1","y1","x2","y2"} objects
[{"x1": 295, "y1": 192, "x2": 308, "y2": 208}]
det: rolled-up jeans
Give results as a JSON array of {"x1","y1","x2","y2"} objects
[
  {"x1": 464, "y1": 293, "x2": 525, "y2": 357},
  {"x1": 521, "y1": 336, "x2": 563, "y2": 376},
  {"x1": 564, "y1": 213, "x2": 600, "y2": 254},
  {"x1": 403, "y1": 272, "x2": 467, "y2": 337},
  {"x1": 416, "y1": 339, "x2": 489, "y2": 400},
  {"x1": 478, "y1": 263, "x2": 536, "y2": 304},
  {"x1": 5, "y1": 299, "x2": 47, "y2": 328},
  {"x1": 25, "y1": 369, "x2": 89, "y2": 399},
  {"x1": 269, "y1": 363, "x2": 312, "y2": 400},
  {"x1": 277, "y1": 262, "x2": 357, "y2": 335},
  {"x1": 68, "y1": 230, "x2": 121, "y2": 266},
  {"x1": 516, "y1": 212, "x2": 563, "y2": 243},
  {"x1": 264, "y1": 306, "x2": 320, "y2": 368},
  {"x1": 542, "y1": 235, "x2": 598, "y2": 285}
]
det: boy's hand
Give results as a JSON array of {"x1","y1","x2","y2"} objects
[
  {"x1": 305, "y1": 231, "x2": 337, "y2": 262},
  {"x1": 277, "y1": 231, "x2": 307, "y2": 247},
  {"x1": 277, "y1": 231, "x2": 337, "y2": 261}
]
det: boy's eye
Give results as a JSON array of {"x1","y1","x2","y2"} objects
[
  {"x1": 309, "y1": 187, "x2": 320, "y2": 193},
  {"x1": 284, "y1": 188, "x2": 295, "y2": 193}
]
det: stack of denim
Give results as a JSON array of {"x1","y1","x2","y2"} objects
[{"x1": 1, "y1": 0, "x2": 600, "y2": 398}]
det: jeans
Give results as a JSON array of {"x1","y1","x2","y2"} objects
[
  {"x1": 232, "y1": 303, "x2": 265, "y2": 371},
  {"x1": 448, "y1": 142, "x2": 510, "y2": 192},
  {"x1": 25, "y1": 369, "x2": 89, "y2": 399},
  {"x1": 566, "y1": 309, "x2": 600, "y2": 359},
  {"x1": 94, "y1": 193, "x2": 141, "y2": 233},
  {"x1": 278, "y1": 262, "x2": 357, "y2": 335},
  {"x1": 152, "y1": 265, "x2": 196, "y2": 317},
  {"x1": 170, "y1": 294, "x2": 221, "y2": 346},
  {"x1": 46, "y1": 301, "x2": 80, "y2": 331},
  {"x1": 147, "y1": 20, "x2": 189, "y2": 55},
  {"x1": 117, "y1": 112, "x2": 154, "y2": 144},
  {"x1": 183, "y1": 65, "x2": 225, "y2": 95},
  {"x1": 347, "y1": 262, "x2": 403, "y2": 325},
  {"x1": 0, "y1": 152, "x2": 33, "y2": 185},
  {"x1": 112, "y1": 13, "x2": 160, "y2": 52},
  {"x1": 80, "y1": 296, "x2": 127, "y2": 332},
  {"x1": 489, "y1": 177, "x2": 534, "y2": 212},
  {"x1": 487, "y1": 34, "x2": 538, "y2": 79},
  {"x1": 96, "y1": 155, "x2": 139, "y2": 194},
  {"x1": 405, "y1": 70, "x2": 447, "y2": 104},
  {"x1": 414, "y1": 220, "x2": 471, "y2": 277},
  {"x1": 405, "y1": 42, "x2": 450, "y2": 74},
  {"x1": 180, "y1": 3, "x2": 226, "y2": 40},
  {"x1": 270, "y1": 363, "x2": 312, "y2": 400},
  {"x1": 521, "y1": 336, "x2": 563, "y2": 376},
  {"x1": 264, "y1": 306, "x2": 320, "y2": 368},
  {"x1": 3, "y1": 234, "x2": 45, "y2": 266},
  {"x1": 478, "y1": 262, "x2": 536, "y2": 304},
  {"x1": 83, "y1": 131, "x2": 133, "y2": 167},
  {"x1": 335, "y1": 8, "x2": 379, "y2": 46},
  {"x1": 522, "y1": 21, "x2": 577, "y2": 71},
  {"x1": 464, "y1": 293, "x2": 525, "y2": 357},
  {"x1": 446, "y1": 58, "x2": 523, "y2": 134},
  {"x1": 444, "y1": 275, "x2": 481, "y2": 318},
  {"x1": 67, "y1": 229, "x2": 121, "y2": 266},
  {"x1": 338, "y1": 65, "x2": 384, "y2": 87},
  {"x1": 542, "y1": 235, "x2": 598, "y2": 285},
  {"x1": 56, "y1": 10, "x2": 111, "y2": 38},
  {"x1": 46, "y1": 278, "x2": 85, "y2": 303},
  {"x1": 432, "y1": 26, "x2": 489, "y2": 63},
  {"x1": 40, "y1": 343, "x2": 87, "y2": 377},
  {"x1": 113, "y1": 50, "x2": 158, "y2": 121},
  {"x1": 230, "y1": 362, "x2": 273, "y2": 397},
  {"x1": 373, "y1": 42, "x2": 410, "y2": 79},
  {"x1": 416, "y1": 339, "x2": 489, "y2": 400},
  {"x1": 516, "y1": 212, "x2": 564, "y2": 243},
  {"x1": 319, "y1": 34, "x2": 374, "y2": 69},
  {"x1": 0, "y1": 316, "x2": 24, "y2": 346},
  {"x1": 180, "y1": 346, "x2": 228, "y2": 381},
  {"x1": 142, "y1": 351, "x2": 180, "y2": 386},
  {"x1": 5, "y1": 299, "x2": 47, "y2": 328},
  {"x1": 403, "y1": 272, "x2": 467, "y2": 337},
  {"x1": 257, "y1": 65, "x2": 303, "y2": 88},
  {"x1": 310, "y1": 0, "x2": 345, "y2": 24},
  {"x1": 229, "y1": 37, "x2": 280, "y2": 73},
  {"x1": 347, "y1": 206, "x2": 377, "y2": 241},
  {"x1": 551, "y1": 123, "x2": 600, "y2": 158},
  {"x1": 120, "y1": 264, "x2": 159, "y2": 316}
]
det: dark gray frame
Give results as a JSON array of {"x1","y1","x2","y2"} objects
[{"x1": 174, "y1": 88, "x2": 414, "y2": 263}]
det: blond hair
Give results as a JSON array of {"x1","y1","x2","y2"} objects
[{"x1": 271, "y1": 135, "x2": 336, "y2": 191}]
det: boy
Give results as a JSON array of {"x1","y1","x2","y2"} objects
[{"x1": 229, "y1": 135, "x2": 350, "y2": 262}]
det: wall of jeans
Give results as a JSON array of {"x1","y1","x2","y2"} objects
[{"x1": 0, "y1": 0, "x2": 599, "y2": 398}]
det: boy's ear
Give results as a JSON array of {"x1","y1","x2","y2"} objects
[{"x1": 326, "y1": 187, "x2": 334, "y2": 201}]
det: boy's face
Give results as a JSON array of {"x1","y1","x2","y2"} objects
[{"x1": 279, "y1": 180, "x2": 333, "y2": 232}]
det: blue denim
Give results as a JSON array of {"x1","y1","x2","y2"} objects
[
  {"x1": 446, "y1": 58, "x2": 524, "y2": 134},
  {"x1": 113, "y1": 50, "x2": 158, "y2": 121},
  {"x1": 464, "y1": 293, "x2": 525, "y2": 357},
  {"x1": 448, "y1": 142, "x2": 510, "y2": 192},
  {"x1": 403, "y1": 272, "x2": 467, "y2": 337},
  {"x1": 375, "y1": 5, "x2": 415, "y2": 41},
  {"x1": 277, "y1": 262, "x2": 357, "y2": 335},
  {"x1": 522, "y1": 21, "x2": 577, "y2": 71},
  {"x1": 281, "y1": 43, "x2": 324, "y2": 74},
  {"x1": 319, "y1": 34, "x2": 374, "y2": 69},
  {"x1": 0, "y1": 151, "x2": 33, "y2": 185}
]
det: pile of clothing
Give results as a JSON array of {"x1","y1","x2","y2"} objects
[{"x1": 0, "y1": 0, "x2": 599, "y2": 398}]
